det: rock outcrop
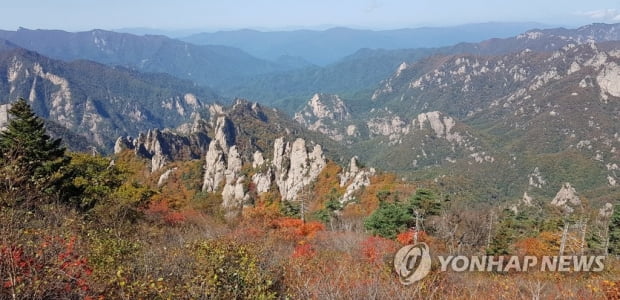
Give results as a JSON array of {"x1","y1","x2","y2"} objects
[
  {"x1": 339, "y1": 156, "x2": 375, "y2": 203},
  {"x1": 294, "y1": 93, "x2": 351, "y2": 141},
  {"x1": 272, "y1": 137, "x2": 326, "y2": 201},
  {"x1": 550, "y1": 183, "x2": 582, "y2": 213},
  {"x1": 157, "y1": 168, "x2": 177, "y2": 187},
  {"x1": 114, "y1": 128, "x2": 210, "y2": 172},
  {"x1": 0, "y1": 104, "x2": 11, "y2": 131},
  {"x1": 201, "y1": 136, "x2": 328, "y2": 207},
  {"x1": 599, "y1": 202, "x2": 614, "y2": 218}
]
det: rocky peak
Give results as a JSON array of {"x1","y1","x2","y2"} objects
[
  {"x1": 550, "y1": 183, "x2": 582, "y2": 213},
  {"x1": 510, "y1": 192, "x2": 535, "y2": 214},
  {"x1": 213, "y1": 116, "x2": 235, "y2": 153},
  {"x1": 175, "y1": 112, "x2": 209, "y2": 135},
  {"x1": 201, "y1": 136, "x2": 328, "y2": 217},
  {"x1": 273, "y1": 137, "x2": 326, "y2": 201},
  {"x1": 339, "y1": 156, "x2": 375, "y2": 203},
  {"x1": 202, "y1": 139, "x2": 228, "y2": 192},
  {"x1": 294, "y1": 93, "x2": 352, "y2": 142},
  {"x1": 413, "y1": 111, "x2": 464, "y2": 144},
  {"x1": 114, "y1": 128, "x2": 210, "y2": 172}
]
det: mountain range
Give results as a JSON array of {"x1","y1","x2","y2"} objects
[
  {"x1": 0, "y1": 22, "x2": 618, "y2": 209},
  {"x1": 0, "y1": 28, "x2": 300, "y2": 88},
  {"x1": 0, "y1": 47, "x2": 218, "y2": 151},
  {"x1": 182, "y1": 22, "x2": 550, "y2": 65}
]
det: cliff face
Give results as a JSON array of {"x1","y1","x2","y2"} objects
[
  {"x1": 114, "y1": 99, "x2": 354, "y2": 218},
  {"x1": 201, "y1": 136, "x2": 327, "y2": 212},
  {"x1": 294, "y1": 93, "x2": 353, "y2": 142},
  {"x1": 0, "y1": 48, "x2": 217, "y2": 151},
  {"x1": 114, "y1": 127, "x2": 210, "y2": 172}
]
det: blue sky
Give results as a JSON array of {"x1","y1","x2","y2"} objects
[{"x1": 2, "y1": 0, "x2": 620, "y2": 31}]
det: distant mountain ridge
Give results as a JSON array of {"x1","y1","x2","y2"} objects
[
  {"x1": 225, "y1": 22, "x2": 620, "y2": 112},
  {"x1": 0, "y1": 28, "x2": 300, "y2": 88},
  {"x1": 182, "y1": 22, "x2": 551, "y2": 65}
]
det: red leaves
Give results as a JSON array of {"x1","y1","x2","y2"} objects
[
  {"x1": 360, "y1": 236, "x2": 398, "y2": 265},
  {"x1": 146, "y1": 200, "x2": 199, "y2": 226},
  {"x1": 270, "y1": 218, "x2": 325, "y2": 239},
  {"x1": 0, "y1": 235, "x2": 93, "y2": 294},
  {"x1": 396, "y1": 230, "x2": 428, "y2": 245},
  {"x1": 292, "y1": 243, "x2": 316, "y2": 259}
]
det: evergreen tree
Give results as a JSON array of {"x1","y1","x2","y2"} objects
[
  {"x1": 0, "y1": 98, "x2": 69, "y2": 206},
  {"x1": 364, "y1": 201, "x2": 412, "y2": 239},
  {"x1": 609, "y1": 204, "x2": 620, "y2": 255},
  {"x1": 408, "y1": 188, "x2": 441, "y2": 216},
  {"x1": 486, "y1": 209, "x2": 516, "y2": 255}
]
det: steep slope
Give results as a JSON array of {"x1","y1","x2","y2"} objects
[
  {"x1": 364, "y1": 41, "x2": 620, "y2": 203},
  {"x1": 287, "y1": 40, "x2": 620, "y2": 205},
  {"x1": 115, "y1": 99, "x2": 362, "y2": 219},
  {"x1": 227, "y1": 23, "x2": 620, "y2": 112},
  {"x1": 0, "y1": 48, "x2": 219, "y2": 150},
  {"x1": 0, "y1": 28, "x2": 293, "y2": 88}
]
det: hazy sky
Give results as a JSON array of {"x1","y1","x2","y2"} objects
[{"x1": 2, "y1": 0, "x2": 620, "y2": 31}]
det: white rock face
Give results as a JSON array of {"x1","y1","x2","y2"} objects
[
  {"x1": 252, "y1": 170, "x2": 273, "y2": 194},
  {"x1": 414, "y1": 111, "x2": 464, "y2": 144},
  {"x1": 201, "y1": 136, "x2": 327, "y2": 212},
  {"x1": 81, "y1": 99, "x2": 105, "y2": 146},
  {"x1": 528, "y1": 167, "x2": 546, "y2": 188},
  {"x1": 550, "y1": 183, "x2": 581, "y2": 212},
  {"x1": 294, "y1": 93, "x2": 351, "y2": 141},
  {"x1": 202, "y1": 141, "x2": 227, "y2": 192},
  {"x1": 221, "y1": 176, "x2": 248, "y2": 211},
  {"x1": 175, "y1": 112, "x2": 208, "y2": 135},
  {"x1": 273, "y1": 137, "x2": 326, "y2": 201},
  {"x1": 252, "y1": 151, "x2": 265, "y2": 168},
  {"x1": 157, "y1": 168, "x2": 177, "y2": 187},
  {"x1": 510, "y1": 192, "x2": 535, "y2": 214},
  {"x1": 339, "y1": 156, "x2": 375, "y2": 204},
  {"x1": 0, "y1": 104, "x2": 11, "y2": 131},
  {"x1": 597, "y1": 62, "x2": 620, "y2": 100},
  {"x1": 202, "y1": 142, "x2": 249, "y2": 213},
  {"x1": 32, "y1": 63, "x2": 73, "y2": 128},
  {"x1": 367, "y1": 115, "x2": 410, "y2": 144},
  {"x1": 599, "y1": 203, "x2": 614, "y2": 218},
  {"x1": 522, "y1": 192, "x2": 533, "y2": 206},
  {"x1": 213, "y1": 116, "x2": 235, "y2": 153},
  {"x1": 183, "y1": 93, "x2": 200, "y2": 108},
  {"x1": 346, "y1": 125, "x2": 358, "y2": 137}
]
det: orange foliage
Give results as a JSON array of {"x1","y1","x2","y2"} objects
[
  {"x1": 341, "y1": 172, "x2": 415, "y2": 220},
  {"x1": 396, "y1": 230, "x2": 429, "y2": 245},
  {"x1": 515, "y1": 231, "x2": 559, "y2": 256},
  {"x1": 146, "y1": 200, "x2": 199, "y2": 226},
  {"x1": 242, "y1": 201, "x2": 283, "y2": 226},
  {"x1": 602, "y1": 280, "x2": 620, "y2": 300},
  {"x1": 360, "y1": 236, "x2": 398, "y2": 265},
  {"x1": 308, "y1": 161, "x2": 344, "y2": 211},
  {"x1": 292, "y1": 243, "x2": 316, "y2": 259},
  {"x1": 270, "y1": 218, "x2": 326, "y2": 239}
]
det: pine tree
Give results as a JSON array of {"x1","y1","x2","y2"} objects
[
  {"x1": 364, "y1": 201, "x2": 412, "y2": 239},
  {"x1": 408, "y1": 188, "x2": 441, "y2": 216},
  {"x1": 486, "y1": 209, "x2": 516, "y2": 255},
  {"x1": 609, "y1": 204, "x2": 620, "y2": 255},
  {"x1": 0, "y1": 98, "x2": 69, "y2": 206}
]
